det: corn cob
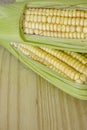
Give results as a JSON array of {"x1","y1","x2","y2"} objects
[
  {"x1": 11, "y1": 43, "x2": 87, "y2": 84},
  {"x1": 22, "y1": 8, "x2": 87, "y2": 39}
]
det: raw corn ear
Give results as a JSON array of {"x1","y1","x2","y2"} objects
[
  {"x1": 23, "y1": 8, "x2": 87, "y2": 39},
  {"x1": 0, "y1": 1, "x2": 87, "y2": 52},
  {"x1": 20, "y1": 2, "x2": 87, "y2": 52},
  {"x1": 11, "y1": 43, "x2": 87, "y2": 84},
  {"x1": 1, "y1": 38, "x2": 87, "y2": 100}
]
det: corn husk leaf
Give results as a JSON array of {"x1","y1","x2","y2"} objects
[{"x1": 0, "y1": 1, "x2": 87, "y2": 52}]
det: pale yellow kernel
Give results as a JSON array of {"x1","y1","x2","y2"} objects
[
  {"x1": 61, "y1": 10, "x2": 65, "y2": 16},
  {"x1": 80, "y1": 74, "x2": 87, "y2": 82},
  {"x1": 28, "y1": 22, "x2": 32, "y2": 28},
  {"x1": 76, "y1": 79, "x2": 83, "y2": 84},
  {"x1": 80, "y1": 18, "x2": 84, "y2": 26},
  {"x1": 64, "y1": 67, "x2": 69, "y2": 75},
  {"x1": 76, "y1": 26, "x2": 83, "y2": 33},
  {"x1": 76, "y1": 10, "x2": 80, "y2": 17},
  {"x1": 38, "y1": 15, "x2": 42, "y2": 22},
  {"x1": 50, "y1": 24, "x2": 54, "y2": 31},
  {"x1": 71, "y1": 18, "x2": 76, "y2": 25},
  {"x1": 69, "y1": 32, "x2": 73, "y2": 38},
  {"x1": 36, "y1": 22, "x2": 39, "y2": 29},
  {"x1": 65, "y1": 33, "x2": 69, "y2": 38},
  {"x1": 72, "y1": 10, "x2": 77, "y2": 17},
  {"x1": 54, "y1": 24, "x2": 57, "y2": 31},
  {"x1": 70, "y1": 59, "x2": 76, "y2": 66},
  {"x1": 49, "y1": 8, "x2": 53, "y2": 15},
  {"x1": 24, "y1": 28, "x2": 29, "y2": 34},
  {"x1": 61, "y1": 25, "x2": 66, "y2": 32},
  {"x1": 47, "y1": 31, "x2": 50, "y2": 36},
  {"x1": 66, "y1": 25, "x2": 70, "y2": 32},
  {"x1": 23, "y1": 21, "x2": 28, "y2": 27},
  {"x1": 57, "y1": 9, "x2": 61, "y2": 16},
  {"x1": 80, "y1": 32, "x2": 85, "y2": 39},
  {"x1": 39, "y1": 8, "x2": 43, "y2": 12},
  {"x1": 74, "y1": 73, "x2": 80, "y2": 80},
  {"x1": 46, "y1": 23, "x2": 50, "y2": 31},
  {"x1": 64, "y1": 18, "x2": 68, "y2": 25},
  {"x1": 30, "y1": 15, "x2": 34, "y2": 21},
  {"x1": 47, "y1": 16, "x2": 52, "y2": 23},
  {"x1": 38, "y1": 9, "x2": 42, "y2": 15},
  {"x1": 29, "y1": 28, "x2": 33, "y2": 34},
  {"x1": 34, "y1": 29, "x2": 39, "y2": 35},
  {"x1": 73, "y1": 32, "x2": 77, "y2": 39},
  {"x1": 73, "y1": 61, "x2": 80, "y2": 69},
  {"x1": 68, "y1": 10, "x2": 73, "y2": 17},
  {"x1": 43, "y1": 31, "x2": 47, "y2": 36},
  {"x1": 65, "y1": 10, "x2": 69, "y2": 17},
  {"x1": 33, "y1": 9, "x2": 38, "y2": 15},
  {"x1": 60, "y1": 17, "x2": 64, "y2": 24},
  {"x1": 70, "y1": 26, "x2": 75, "y2": 32},
  {"x1": 68, "y1": 18, "x2": 72, "y2": 25},
  {"x1": 84, "y1": 19, "x2": 87, "y2": 26},
  {"x1": 31, "y1": 22, "x2": 35, "y2": 29},
  {"x1": 34, "y1": 15, "x2": 38, "y2": 22},
  {"x1": 42, "y1": 9, "x2": 46, "y2": 15},
  {"x1": 39, "y1": 31, "x2": 43, "y2": 36},
  {"x1": 82, "y1": 65, "x2": 87, "y2": 73},
  {"x1": 56, "y1": 17, "x2": 60, "y2": 24},
  {"x1": 25, "y1": 15, "x2": 30, "y2": 21},
  {"x1": 31, "y1": 9, "x2": 35, "y2": 15},
  {"x1": 43, "y1": 9, "x2": 46, "y2": 12},
  {"x1": 83, "y1": 27, "x2": 87, "y2": 33},
  {"x1": 57, "y1": 25, "x2": 62, "y2": 31},
  {"x1": 54, "y1": 9, "x2": 57, "y2": 15},
  {"x1": 57, "y1": 32, "x2": 62, "y2": 38},
  {"x1": 54, "y1": 32, "x2": 58, "y2": 37},
  {"x1": 80, "y1": 11, "x2": 85, "y2": 17},
  {"x1": 38, "y1": 9, "x2": 43, "y2": 15},
  {"x1": 62, "y1": 32, "x2": 65, "y2": 38},
  {"x1": 70, "y1": 70, "x2": 75, "y2": 79},
  {"x1": 43, "y1": 23, "x2": 46, "y2": 31},
  {"x1": 39, "y1": 23, "x2": 43, "y2": 30},
  {"x1": 50, "y1": 32, "x2": 54, "y2": 37},
  {"x1": 42, "y1": 16, "x2": 46, "y2": 22},
  {"x1": 52, "y1": 16, "x2": 56, "y2": 23},
  {"x1": 76, "y1": 18, "x2": 80, "y2": 25},
  {"x1": 46, "y1": 9, "x2": 50, "y2": 15},
  {"x1": 77, "y1": 32, "x2": 81, "y2": 39}
]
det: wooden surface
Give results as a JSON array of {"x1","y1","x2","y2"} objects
[{"x1": 0, "y1": 45, "x2": 87, "y2": 130}]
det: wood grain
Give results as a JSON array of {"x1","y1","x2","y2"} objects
[{"x1": 0, "y1": 46, "x2": 87, "y2": 130}]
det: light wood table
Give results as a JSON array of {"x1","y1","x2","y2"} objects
[{"x1": 0, "y1": 45, "x2": 87, "y2": 130}]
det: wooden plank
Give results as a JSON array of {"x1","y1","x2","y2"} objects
[{"x1": 0, "y1": 46, "x2": 38, "y2": 130}]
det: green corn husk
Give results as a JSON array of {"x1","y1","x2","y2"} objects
[
  {"x1": 0, "y1": 0, "x2": 87, "y2": 52},
  {"x1": 0, "y1": 0, "x2": 87, "y2": 100}
]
